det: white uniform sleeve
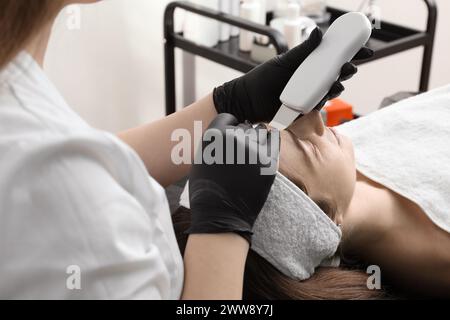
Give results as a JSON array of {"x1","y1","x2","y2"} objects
[{"x1": 0, "y1": 137, "x2": 175, "y2": 300}]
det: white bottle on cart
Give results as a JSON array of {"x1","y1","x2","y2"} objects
[
  {"x1": 266, "y1": 0, "x2": 278, "y2": 12},
  {"x1": 230, "y1": 0, "x2": 241, "y2": 37},
  {"x1": 283, "y1": 2, "x2": 304, "y2": 49},
  {"x1": 256, "y1": 0, "x2": 269, "y2": 45},
  {"x1": 239, "y1": 0, "x2": 262, "y2": 52},
  {"x1": 184, "y1": 0, "x2": 220, "y2": 47},
  {"x1": 219, "y1": 0, "x2": 232, "y2": 42}
]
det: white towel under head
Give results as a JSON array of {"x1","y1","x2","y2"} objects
[
  {"x1": 179, "y1": 172, "x2": 342, "y2": 280},
  {"x1": 337, "y1": 84, "x2": 450, "y2": 234}
]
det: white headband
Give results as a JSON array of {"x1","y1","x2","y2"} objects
[{"x1": 179, "y1": 172, "x2": 342, "y2": 280}]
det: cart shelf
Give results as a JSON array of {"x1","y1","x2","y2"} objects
[{"x1": 164, "y1": 1, "x2": 437, "y2": 115}]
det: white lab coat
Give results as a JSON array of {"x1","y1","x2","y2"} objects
[{"x1": 0, "y1": 52, "x2": 184, "y2": 299}]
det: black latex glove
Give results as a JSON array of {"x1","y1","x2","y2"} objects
[
  {"x1": 187, "y1": 114, "x2": 280, "y2": 243},
  {"x1": 213, "y1": 27, "x2": 374, "y2": 123}
]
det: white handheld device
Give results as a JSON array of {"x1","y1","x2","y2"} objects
[{"x1": 270, "y1": 12, "x2": 372, "y2": 130}]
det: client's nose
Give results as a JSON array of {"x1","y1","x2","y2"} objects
[
  {"x1": 308, "y1": 110, "x2": 326, "y2": 136},
  {"x1": 288, "y1": 110, "x2": 326, "y2": 138}
]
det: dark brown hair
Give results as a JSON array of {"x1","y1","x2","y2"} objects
[
  {"x1": 0, "y1": 0, "x2": 62, "y2": 70},
  {"x1": 172, "y1": 206, "x2": 391, "y2": 300}
]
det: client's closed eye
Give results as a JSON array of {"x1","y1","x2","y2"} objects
[
  {"x1": 291, "y1": 175, "x2": 337, "y2": 222},
  {"x1": 314, "y1": 199, "x2": 337, "y2": 222}
]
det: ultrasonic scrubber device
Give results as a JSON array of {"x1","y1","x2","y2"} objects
[{"x1": 270, "y1": 12, "x2": 372, "y2": 130}]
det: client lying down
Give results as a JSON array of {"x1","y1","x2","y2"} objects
[{"x1": 174, "y1": 85, "x2": 450, "y2": 299}]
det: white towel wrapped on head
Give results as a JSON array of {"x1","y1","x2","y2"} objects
[{"x1": 179, "y1": 172, "x2": 342, "y2": 280}]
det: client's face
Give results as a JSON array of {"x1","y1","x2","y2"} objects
[{"x1": 278, "y1": 110, "x2": 356, "y2": 224}]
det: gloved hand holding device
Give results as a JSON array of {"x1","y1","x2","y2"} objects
[
  {"x1": 213, "y1": 27, "x2": 374, "y2": 123},
  {"x1": 187, "y1": 113, "x2": 280, "y2": 243}
]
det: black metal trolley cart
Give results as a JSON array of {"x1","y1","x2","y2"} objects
[{"x1": 163, "y1": 0, "x2": 437, "y2": 116}]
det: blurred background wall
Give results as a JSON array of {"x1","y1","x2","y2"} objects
[{"x1": 45, "y1": 0, "x2": 450, "y2": 132}]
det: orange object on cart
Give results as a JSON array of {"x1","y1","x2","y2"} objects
[{"x1": 322, "y1": 98, "x2": 354, "y2": 127}]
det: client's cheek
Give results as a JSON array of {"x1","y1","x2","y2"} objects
[
  {"x1": 342, "y1": 172, "x2": 357, "y2": 210},
  {"x1": 279, "y1": 148, "x2": 292, "y2": 176},
  {"x1": 342, "y1": 136, "x2": 355, "y2": 161},
  {"x1": 278, "y1": 131, "x2": 304, "y2": 175}
]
